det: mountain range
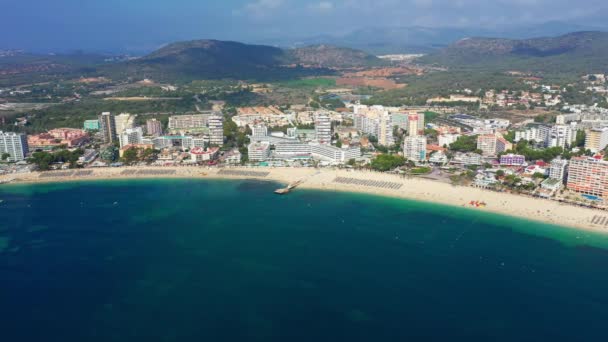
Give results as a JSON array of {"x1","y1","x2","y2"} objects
[
  {"x1": 2, "y1": 30, "x2": 608, "y2": 85},
  {"x1": 263, "y1": 21, "x2": 607, "y2": 54},
  {"x1": 418, "y1": 31, "x2": 608, "y2": 75}
]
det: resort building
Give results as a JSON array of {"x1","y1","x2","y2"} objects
[
  {"x1": 585, "y1": 127, "x2": 608, "y2": 153},
  {"x1": 146, "y1": 119, "x2": 163, "y2": 137},
  {"x1": 99, "y1": 112, "x2": 117, "y2": 144},
  {"x1": 403, "y1": 136, "x2": 427, "y2": 162},
  {"x1": 496, "y1": 137, "x2": 512, "y2": 154},
  {"x1": 438, "y1": 133, "x2": 461, "y2": 147},
  {"x1": 168, "y1": 114, "x2": 212, "y2": 130},
  {"x1": 549, "y1": 158, "x2": 568, "y2": 182},
  {"x1": 248, "y1": 141, "x2": 271, "y2": 161},
  {"x1": 208, "y1": 115, "x2": 224, "y2": 146},
  {"x1": 152, "y1": 136, "x2": 193, "y2": 150},
  {"x1": 189, "y1": 147, "x2": 219, "y2": 162},
  {"x1": 114, "y1": 113, "x2": 135, "y2": 134},
  {"x1": 275, "y1": 141, "x2": 312, "y2": 157},
  {"x1": 28, "y1": 128, "x2": 89, "y2": 150},
  {"x1": 224, "y1": 149, "x2": 242, "y2": 164},
  {"x1": 251, "y1": 124, "x2": 268, "y2": 138},
  {"x1": 0, "y1": 131, "x2": 29, "y2": 162},
  {"x1": 83, "y1": 119, "x2": 100, "y2": 131},
  {"x1": 408, "y1": 113, "x2": 424, "y2": 137},
  {"x1": 429, "y1": 151, "x2": 448, "y2": 165},
  {"x1": 310, "y1": 144, "x2": 361, "y2": 163},
  {"x1": 119, "y1": 127, "x2": 144, "y2": 148},
  {"x1": 451, "y1": 153, "x2": 483, "y2": 166},
  {"x1": 500, "y1": 154, "x2": 525, "y2": 166},
  {"x1": 515, "y1": 124, "x2": 551, "y2": 144},
  {"x1": 314, "y1": 112, "x2": 332, "y2": 145},
  {"x1": 477, "y1": 134, "x2": 498, "y2": 156},
  {"x1": 548, "y1": 125, "x2": 577, "y2": 148},
  {"x1": 567, "y1": 157, "x2": 608, "y2": 198}
]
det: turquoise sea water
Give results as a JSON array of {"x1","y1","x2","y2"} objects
[{"x1": 2, "y1": 179, "x2": 608, "y2": 341}]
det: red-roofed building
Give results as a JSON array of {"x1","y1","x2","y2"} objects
[{"x1": 190, "y1": 146, "x2": 219, "y2": 162}]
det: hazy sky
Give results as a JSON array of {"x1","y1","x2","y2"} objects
[{"x1": 1, "y1": 0, "x2": 607, "y2": 52}]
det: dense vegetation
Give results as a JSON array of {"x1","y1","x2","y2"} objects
[
  {"x1": 28, "y1": 149, "x2": 84, "y2": 170},
  {"x1": 370, "y1": 154, "x2": 406, "y2": 171},
  {"x1": 449, "y1": 135, "x2": 479, "y2": 152},
  {"x1": 419, "y1": 31, "x2": 608, "y2": 78}
]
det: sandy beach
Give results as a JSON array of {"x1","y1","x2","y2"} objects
[{"x1": 2, "y1": 166, "x2": 607, "y2": 233}]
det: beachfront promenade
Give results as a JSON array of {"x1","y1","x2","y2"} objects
[{"x1": 2, "y1": 166, "x2": 606, "y2": 233}]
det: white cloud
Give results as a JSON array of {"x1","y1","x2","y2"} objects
[
  {"x1": 235, "y1": 0, "x2": 286, "y2": 19},
  {"x1": 309, "y1": 1, "x2": 335, "y2": 13}
]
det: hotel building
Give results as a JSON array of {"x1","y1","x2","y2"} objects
[
  {"x1": 567, "y1": 157, "x2": 608, "y2": 198},
  {"x1": 403, "y1": 136, "x2": 427, "y2": 162},
  {"x1": 314, "y1": 112, "x2": 332, "y2": 145},
  {"x1": 146, "y1": 119, "x2": 163, "y2": 137},
  {"x1": 168, "y1": 114, "x2": 210, "y2": 130},
  {"x1": 477, "y1": 134, "x2": 497, "y2": 156},
  {"x1": 119, "y1": 127, "x2": 144, "y2": 148},
  {"x1": 83, "y1": 119, "x2": 100, "y2": 131},
  {"x1": 549, "y1": 158, "x2": 568, "y2": 182},
  {"x1": 99, "y1": 112, "x2": 117, "y2": 144},
  {"x1": 114, "y1": 113, "x2": 135, "y2": 134},
  {"x1": 500, "y1": 154, "x2": 526, "y2": 166},
  {"x1": 585, "y1": 127, "x2": 608, "y2": 153},
  {"x1": 310, "y1": 144, "x2": 361, "y2": 163},
  {"x1": 248, "y1": 141, "x2": 271, "y2": 161},
  {"x1": 0, "y1": 131, "x2": 29, "y2": 162},
  {"x1": 208, "y1": 115, "x2": 224, "y2": 146}
]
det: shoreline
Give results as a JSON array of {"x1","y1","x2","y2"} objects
[{"x1": 2, "y1": 166, "x2": 607, "y2": 234}]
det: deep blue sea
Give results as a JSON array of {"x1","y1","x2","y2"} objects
[{"x1": 2, "y1": 179, "x2": 608, "y2": 341}]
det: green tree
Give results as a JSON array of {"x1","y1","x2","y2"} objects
[
  {"x1": 370, "y1": 154, "x2": 406, "y2": 172},
  {"x1": 449, "y1": 135, "x2": 479, "y2": 152},
  {"x1": 1, "y1": 153, "x2": 10, "y2": 161},
  {"x1": 121, "y1": 148, "x2": 139, "y2": 165}
]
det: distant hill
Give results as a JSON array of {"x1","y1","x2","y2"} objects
[
  {"x1": 102, "y1": 40, "x2": 384, "y2": 82},
  {"x1": 263, "y1": 22, "x2": 604, "y2": 54},
  {"x1": 285, "y1": 45, "x2": 386, "y2": 68},
  {"x1": 418, "y1": 31, "x2": 608, "y2": 75}
]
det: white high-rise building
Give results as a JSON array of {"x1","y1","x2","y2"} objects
[
  {"x1": 585, "y1": 127, "x2": 608, "y2": 153},
  {"x1": 314, "y1": 112, "x2": 332, "y2": 145},
  {"x1": 248, "y1": 141, "x2": 271, "y2": 161},
  {"x1": 0, "y1": 131, "x2": 29, "y2": 162},
  {"x1": 379, "y1": 112, "x2": 395, "y2": 146},
  {"x1": 403, "y1": 136, "x2": 427, "y2": 162},
  {"x1": 252, "y1": 124, "x2": 268, "y2": 138},
  {"x1": 438, "y1": 133, "x2": 461, "y2": 147},
  {"x1": 114, "y1": 113, "x2": 135, "y2": 134},
  {"x1": 310, "y1": 143, "x2": 361, "y2": 163},
  {"x1": 477, "y1": 134, "x2": 498, "y2": 156},
  {"x1": 408, "y1": 113, "x2": 424, "y2": 137},
  {"x1": 118, "y1": 127, "x2": 144, "y2": 148},
  {"x1": 514, "y1": 124, "x2": 551, "y2": 145},
  {"x1": 549, "y1": 158, "x2": 568, "y2": 182},
  {"x1": 548, "y1": 125, "x2": 576, "y2": 148},
  {"x1": 208, "y1": 115, "x2": 224, "y2": 146}
]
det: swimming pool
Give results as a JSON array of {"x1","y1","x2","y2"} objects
[{"x1": 583, "y1": 194, "x2": 603, "y2": 202}]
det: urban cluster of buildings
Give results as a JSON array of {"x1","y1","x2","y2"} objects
[{"x1": 247, "y1": 111, "x2": 361, "y2": 165}]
